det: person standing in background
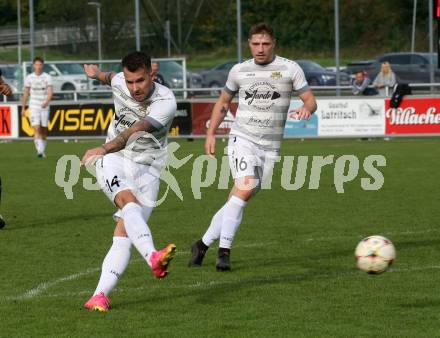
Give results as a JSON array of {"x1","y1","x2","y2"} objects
[{"x1": 21, "y1": 57, "x2": 53, "y2": 158}]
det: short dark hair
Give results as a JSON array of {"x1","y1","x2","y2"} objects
[
  {"x1": 33, "y1": 56, "x2": 44, "y2": 64},
  {"x1": 248, "y1": 22, "x2": 275, "y2": 39},
  {"x1": 121, "y1": 51, "x2": 151, "y2": 72}
]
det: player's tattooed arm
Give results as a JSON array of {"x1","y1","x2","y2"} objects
[
  {"x1": 205, "y1": 90, "x2": 233, "y2": 157},
  {"x1": 81, "y1": 120, "x2": 158, "y2": 165},
  {"x1": 83, "y1": 64, "x2": 115, "y2": 85},
  {"x1": 101, "y1": 120, "x2": 158, "y2": 153}
]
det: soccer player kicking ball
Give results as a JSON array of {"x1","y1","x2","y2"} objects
[
  {"x1": 188, "y1": 22, "x2": 317, "y2": 271},
  {"x1": 21, "y1": 57, "x2": 53, "y2": 158},
  {"x1": 81, "y1": 52, "x2": 177, "y2": 312}
]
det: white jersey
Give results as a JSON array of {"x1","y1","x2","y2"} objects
[
  {"x1": 24, "y1": 72, "x2": 52, "y2": 109},
  {"x1": 107, "y1": 72, "x2": 177, "y2": 169},
  {"x1": 225, "y1": 56, "x2": 309, "y2": 150}
]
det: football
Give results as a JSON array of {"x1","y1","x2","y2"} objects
[{"x1": 355, "y1": 235, "x2": 396, "y2": 274}]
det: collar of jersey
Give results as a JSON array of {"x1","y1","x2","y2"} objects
[{"x1": 254, "y1": 55, "x2": 276, "y2": 66}]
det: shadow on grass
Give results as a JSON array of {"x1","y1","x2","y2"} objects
[{"x1": 113, "y1": 266, "x2": 357, "y2": 310}]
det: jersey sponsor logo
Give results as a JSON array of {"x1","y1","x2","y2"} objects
[
  {"x1": 247, "y1": 115, "x2": 272, "y2": 128},
  {"x1": 244, "y1": 81, "x2": 281, "y2": 111},
  {"x1": 114, "y1": 113, "x2": 136, "y2": 129},
  {"x1": 270, "y1": 71, "x2": 282, "y2": 80},
  {"x1": 118, "y1": 105, "x2": 148, "y2": 118}
]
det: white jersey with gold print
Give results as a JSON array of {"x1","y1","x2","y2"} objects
[
  {"x1": 225, "y1": 56, "x2": 309, "y2": 150},
  {"x1": 107, "y1": 72, "x2": 177, "y2": 168},
  {"x1": 24, "y1": 72, "x2": 52, "y2": 109}
]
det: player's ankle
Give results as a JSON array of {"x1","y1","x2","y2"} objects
[
  {"x1": 197, "y1": 239, "x2": 209, "y2": 252},
  {"x1": 218, "y1": 247, "x2": 230, "y2": 256}
]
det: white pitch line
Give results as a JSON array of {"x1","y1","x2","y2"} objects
[
  {"x1": 8, "y1": 267, "x2": 101, "y2": 301},
  {"x1": 303, "y1": 228, "x2": 440, "y2": 243},
  {"x1": 9, "y1": 264, "x2": 440, "y2": 301},
  {"x1": 2, "y1": 242, "x2": 276, "y2": 302}
]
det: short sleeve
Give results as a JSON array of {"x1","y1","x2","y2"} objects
[
  {"x1": 292, "y1": 64, "x2": 309, "y2": 93},
  {"x1": 145, "y1": 98, "x2": 177, "y2": 129},
  {"x1": 224, "y1": 65, "x2": 239, "y2": 95},
  {"x1": 46, "y1": 74, "x2": 53, "y2": 86},
  {"x1": 111, "y1": 72, "x2": 124, "y2": 88}
]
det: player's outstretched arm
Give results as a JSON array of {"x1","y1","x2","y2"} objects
[
  {"x1": 205, "y1": 90, "x2": 234, "y2": 157},
  {"x1": 0, "y1": 78, "x2": 13, "y2": 97},
  {"x1": 81, "y1": 120, "x2": 157, "y2": 165},
  {"x1": 83, "y1": 64, "x2": 115, "y2": 85}
]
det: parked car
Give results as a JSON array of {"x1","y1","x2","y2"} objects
[
  {"x1": 346, "y1": 52, "x2": 440, "y2": 83},
  {"x1": 295, "y1": 60, "x2": 351, "y2": 86},
  {"x1": 25, "y1": 62, "x2": 91, "y2": 92},
  {"x1": 199, "y1": 60, "x2": 237, "y2": 88},
  {"x1": 157, "y1": 60, "x2": 202, "y2": 95}
]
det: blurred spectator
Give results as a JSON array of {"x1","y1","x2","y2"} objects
[
  {"x1": 151, "y1": 62, "x2": 167, "y2": 86},
  {"x1": 351, "y1": 71, "x2": 378, "y2": 96},
  {"x1": 0, "y1": 69, "x2": 13, "y2": 97},
  {"x1": 373, "y1": 62, "x2": 396, "y2": 96}
]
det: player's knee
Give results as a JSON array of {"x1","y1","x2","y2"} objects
[
  {"x1": 232, "y1": 177, "x2": 258, "y2": 201},
  {"x1": 231, "y1": 186, "x2": 254, "y2": 201},
  {"x1": 114, "y1": 190, "x2": 138, "y2": 209}
]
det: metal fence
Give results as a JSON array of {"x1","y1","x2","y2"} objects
[{"x1": 3, "y1": 84, "x2": 440, "y2": 103}]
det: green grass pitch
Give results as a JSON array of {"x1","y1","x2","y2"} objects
[{"x1": 0, "y1": 138, "x2": 439, "y2": 337}]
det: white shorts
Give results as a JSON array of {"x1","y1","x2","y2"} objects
[
  {"x1": 29, "y1": 107, "x2": 49, "y2": 127},
  {"x1": 228, "y1": 135, "x2": 279, "y2": 191},
  {"x1": 95, "y1": 153, "x2": 161, "y2": 221}
]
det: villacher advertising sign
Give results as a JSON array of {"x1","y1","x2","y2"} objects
[{"x1": 385, "y1": 98, "x2": 440, "y2": 135}]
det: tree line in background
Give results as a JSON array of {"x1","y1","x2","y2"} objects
[{"x1": 0, "y1": 0, "x2": 436, "y2": 60}]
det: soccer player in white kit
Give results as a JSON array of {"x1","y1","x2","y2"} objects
[
  {"x1": 81, "y1": 52, "x2": 177, "y2": 312},
  {"x1": 21, "y1": 57, "x2": 53, "y2": 158},
  {"x1": 188, "y1": 23, "x2": 317, "y2": 271}
]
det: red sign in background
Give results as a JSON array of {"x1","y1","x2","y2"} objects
[
  {"x1": 0, "y1": 106, "x2": 12, "y2": 136},
  {"x1": 385, "y1": 98, "x2": 440, "y2": 134},
  {"x1": 191, "y1": 102, "x2": 237, "y2": 135}
]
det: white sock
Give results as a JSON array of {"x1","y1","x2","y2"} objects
[
  {"x1": 219, "y1": 196, "x2": 247, "y2": 249},
  {"x1": 202, "y1": 205, "x2": 226, "y2": 247},
  {"x1": 121, "y1": 202, "x2": 155, "y2": 264},
  {"x1": 34, "y1": 139, "x2": 39, "y2": 152},
  {"x1": 94, "y1": 236, "x2": 131, "y2": 296},
  {"x1": 41, "y1": 140, "x2": 47, "y2": 153},
  {"x1": 37, "y1": 139, "x2": 44, "y2": 153}
]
